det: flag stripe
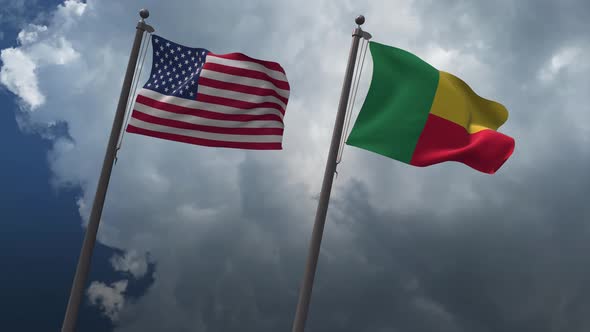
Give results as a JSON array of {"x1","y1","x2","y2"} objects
[
  {"x1": 198, "y1": 77, "x2": 289, "y2": 105},
  {"x1": 196, "y1": 85, "x2": 287, "y2": 110},
  {"x1": 127, "y1": 125, "x2": 282, "y2": 150},
  {"x1": 429, "y1": 71, "x2": 509, "y2": 134},
  {"x1": 196, "y1": 93, "x2": 285, "y2": 114},
  {"x1": 206, "y1": 54, "x2": 288, "y2": 82},
  {"x1": 131, "y1": 110, "x2": 284, "y2": 135},
  {"x1": 127, "y1": 117, "x2": 283, "y2": 143},
  {"x1": 133, "y1": 102, "x2": 283, "y2": 129},
  {"x1": 198, "y1": 70, "x2": 290, "y2": 98},
  {"x1": 410, "y1": 113, "x2": 515, "y2": 174},
  {"x1": 346, "y1": 42, "x2": 439, "y2": 163},
  {"x1": 208, "y1": 52, "x2": 286, "y2": 74},
  {"x1": 137, "y1": 91, "x2": 284, "y2": 121},
  {"x1": 202, "y1": 63, "x2": 290, "y2": 90}
]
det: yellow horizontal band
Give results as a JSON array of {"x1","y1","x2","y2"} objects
[{"x1": 429, "y1": 71, "x2": 509, "y2": 134}]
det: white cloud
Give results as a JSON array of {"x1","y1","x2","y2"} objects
[
  {"x1": 0, "y1": 47, "x2": 44, "y2": 108},
  {"x1": 17, "y1": 25, "x2": 48, "y2": 44},
  {"x1": 58, "y1": 0, "x2": 86, "y2": 17},
  {"x1": 538, "y1": 46, "x2": 581, "y2": 82},
  {"x1": 0, "y1": 34, "x2": 80, "y2": 109},
  {"x1": 110, "y1": 251, "x2": 149, "y2": 279},
  {"x1": 87, "y1": 280, "x2": 128, "y2": 321},
  {"x1": 0, "y1": 1, "x2": 84, "y2": 110}
]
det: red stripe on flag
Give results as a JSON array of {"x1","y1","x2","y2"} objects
[
  {"x1": 196, "y1": 93, "x2": 285, "y2": 114},
  {"x1": 410, "y1": 114, "x2": 515, "y2": 174},
  {"x1": 198, "y1": 77, "x2": 289, "y2": 105},
  {"x1": 208, "y1": 52, "x2": 286, "y2": 74},
  {"x1": 131, "y1": 110, "x2": 284, "y2": 135},
  {"x1": 202, "y1": 63, "x2": 290, "y2": 91},
  {"x1": 126, "y1": 124, "x2": 283, "y2": 150},
  {"x1": 136, "y1": 95, "x2": 284, "y2": 123}
]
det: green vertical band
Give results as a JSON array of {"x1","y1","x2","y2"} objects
[{"x1": 346, "y1": 41, "x2": 440, "y2": 163}]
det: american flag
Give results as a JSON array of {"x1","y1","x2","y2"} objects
[{"x1": 126, "y1": 35, "x2": 290, "y2": 150}]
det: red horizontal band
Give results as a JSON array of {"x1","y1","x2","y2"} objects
[
  {"x1": 131, "y1": 110, "x2": 284, "y2": 136},
  {"x1": 198, "y1": 77, "x2": 289, "y2": 105},
  {"x1": 202, "y1": 62, "x2": 290, "y2": 91},
  {"x1": 136, "y1": 94, "x2": 284, "y2": 123},
  {"x1": 410, "y1": 114, "x2": 515, "y2": 174},
  {"x1": 126, "y1": 125, "x2": 282, "y2": 150},
  {"x1": 196, "y1": 93, "x2": 285, "y2": 114},
  {"x1": 208, "y1": 52, "x2": 286, "y2": 74}
]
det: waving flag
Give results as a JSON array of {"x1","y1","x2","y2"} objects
[
  {"x1": 346, "y1": 41, "x2": 514, "y2": 174},
  {"x1": 127, "y1": 35, "x2": 290, "y2": 150}
]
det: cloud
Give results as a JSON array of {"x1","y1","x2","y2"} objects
[
  {"x1": 0, "y1": 0, "x2": 84, "y2": 110},
  {"x1": 87, "y1": 280, "x2": 128, "y2": 321},
  {"x1": 17, "y1": 24, "x2": 48, "y2": 44},
  {"x1": 2, "y1": 0, "x2": 590, "y2": 331},
  {"x1": 110, "y1": 251, "x2": 149, "y2": 279},
  {"x1": 538, "y1": 46, "x2": 581, "y2": 82},
  {"x1": 0, "y1": 47, "x2": 44, "y2": 108}
]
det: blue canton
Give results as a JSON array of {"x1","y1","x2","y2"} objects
[{"x1": 144, "y1": 35, "x2": 209, "y2": 100}]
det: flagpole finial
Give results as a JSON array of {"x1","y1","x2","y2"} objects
[
  {"x1": 137, "y1": 9, "x2": 155, "y2": 33},
  {"x1": 355, "y1": 15, "x2": 365, "y2": 26},
  {"x1": 139, "y1": 9, "x2": 149, "y2": 20}
]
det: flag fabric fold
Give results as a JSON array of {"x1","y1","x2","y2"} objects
[
  {"x1": 126, "y1": 35, "x2": 290, "y2": 150},
  {"x1": 346, "y1": 41, "x2": 514, "y2": 174}
]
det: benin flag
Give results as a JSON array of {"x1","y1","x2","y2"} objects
[{"x1": 346, "y1": 42, "x2": 515, "y2": 174}]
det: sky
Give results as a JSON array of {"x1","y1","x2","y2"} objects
[
  {"x1": 0, "y1": 3, "x2": 155, "y2": 331},
  {"x1": 1, "y1": 0, "x2": 590, "y2": 331}
]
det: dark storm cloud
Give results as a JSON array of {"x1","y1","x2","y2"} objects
[
  {"x1": 300, "y1": 138, "x2": 590, "y2": 332},
  {"x1": 94, "y1": 0, "x2": 590, "y2": 329},
  {"x1": 116, "y1": 139, "x2": 590, "y2": 332},
  {"x1": 412, "y1": 0, "x2": 590, "y2": 122},
  {"x1": 210, "y1": 2, "x2": 590, "y2": 331},
  {"x1": 306, "y1": 2, "x2": 590, "y2": 330}
]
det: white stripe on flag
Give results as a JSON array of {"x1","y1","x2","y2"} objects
[
  {"x1": 128, "y1": 117, "x2": 283, "y2": 143},
  {"x1": 205, "y1": 55, "x2": 289, "y2": 82},
  {"x1": 137, "y1": 89, "x2": 285, "y2": 120},
  {"x1": 199, "y1": 70, "x2": 290, "y2": 98},
  {"x1": 134, "y1": 102, "x2": 284, "y2": 128},
  {"x1": 196, "y1": 85, "x2": 287, "y2": 110}
]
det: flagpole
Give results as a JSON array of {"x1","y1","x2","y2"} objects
[
  {"x1": 291, "y1": 15, "x2": 367, "y2": 332},
  {"x1": 60, "y1": 9, "x2": 154, "y2": 332}
]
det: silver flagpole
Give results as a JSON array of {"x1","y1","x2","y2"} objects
[
  {"x1": 61, "y1": 9, "x2": 155, "y2": 332},
  {"x1": 291, "y1": 15, "x2": 369, "y2": 332}
]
